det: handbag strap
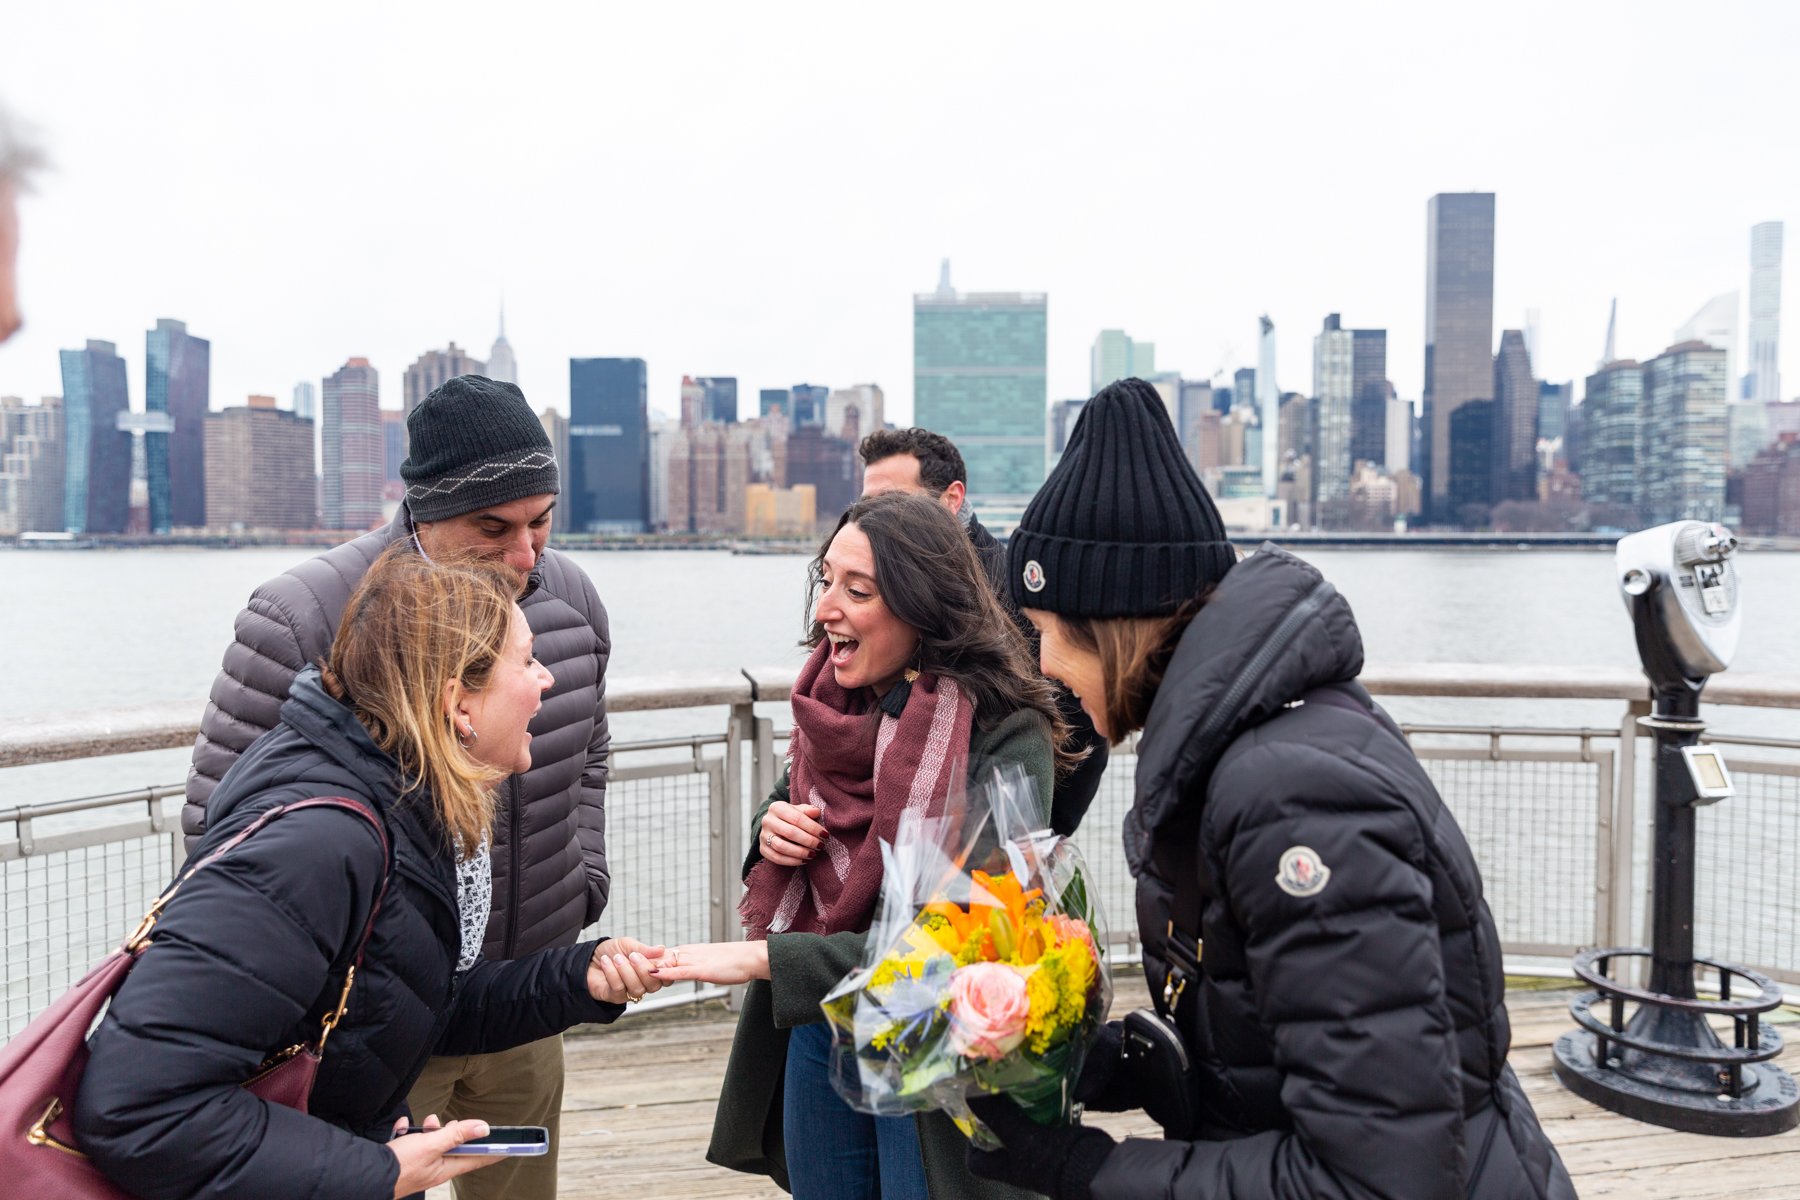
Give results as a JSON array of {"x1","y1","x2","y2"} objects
[{"x1": 129, "y1": 796, "x2": 393, "y2": 1050}]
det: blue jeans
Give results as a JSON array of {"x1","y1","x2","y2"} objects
[{"x1": 783, "y1": 1021, "x2": 929, "y2": 1200}]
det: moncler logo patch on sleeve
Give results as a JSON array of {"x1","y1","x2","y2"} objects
[{"x1": 1275, "y1": 845, "x2": 1331, "y2": 897}]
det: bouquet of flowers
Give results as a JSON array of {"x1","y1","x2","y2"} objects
[{"x1": 820, "y1": 765, "x2": 1110, "y2": 1146}]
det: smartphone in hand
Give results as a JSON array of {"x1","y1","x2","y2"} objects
[
  {"x1": 447, "y1": 1126, "x2": 551, "y2": 1156},
  {"x1": 393, "y1": 1125, "x2": 551, "y2": 1156}
]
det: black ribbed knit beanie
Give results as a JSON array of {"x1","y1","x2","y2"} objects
[
  {"x1": 401, "y1": 375, "x2": 560, "y2": 522},
  {"x1": 1008, "y1": 377, "x2": 1236, "y2": 617}
]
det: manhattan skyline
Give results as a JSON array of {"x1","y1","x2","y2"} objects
[{"x1": 0, "y1": 3, "x2": 1795, "y2": 424}]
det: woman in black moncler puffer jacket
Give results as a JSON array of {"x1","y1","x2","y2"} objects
[
  {"x1": 73, "y1": 550, "x2": 662, "y2": 1200},
  {"x1": 963, "y1": 379, "x2": 1576, "y2": 1200}
]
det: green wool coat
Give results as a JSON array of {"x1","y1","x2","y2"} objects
[{"x1": 706, "y1": 709, "x2": 1055, "y2": 1200}]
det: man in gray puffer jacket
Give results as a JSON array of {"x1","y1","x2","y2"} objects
[{"x1": 184, "y1": 374, "x2": 610, "y2": 1200}]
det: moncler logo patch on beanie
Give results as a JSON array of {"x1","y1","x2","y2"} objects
[
  {"x1": 1007, "y1": 377, "x2": 1236, "y2": 618},
  {"x1": 401, "y1": 375, "x2": 561, "y2": 523}
]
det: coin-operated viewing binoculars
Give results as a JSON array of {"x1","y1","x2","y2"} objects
[{"x1": 1552, "y1": 521, "x2": 1798, "y2": 1135}]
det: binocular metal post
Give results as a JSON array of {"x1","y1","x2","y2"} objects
[
  {"x1": 1551, "y1": 687, "x2": 1797, "y2": 1135},
  {"x1": 1553, "y1": 521, "x2": 1798, "y2": 1136}
]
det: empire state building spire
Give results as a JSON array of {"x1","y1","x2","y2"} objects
[{"x1": 488, "y1": 301, "x2": 517, "y2": 384}]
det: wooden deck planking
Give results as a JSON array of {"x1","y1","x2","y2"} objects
[{"x1": 431, "y1": 971, "x2": 1800, "y2": 1198}]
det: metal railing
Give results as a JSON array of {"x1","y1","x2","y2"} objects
[{"x1": 4, "y1": 665, "x2": 1799, "y2": 1036}]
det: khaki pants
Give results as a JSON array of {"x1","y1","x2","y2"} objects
[{"x1": 406, "y1": 1035, "x2": 565, "y2": 1200}]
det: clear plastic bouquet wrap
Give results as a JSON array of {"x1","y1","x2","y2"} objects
[{"x1": 820, "y1": 765, "x2": 1111, "y2": 1146}]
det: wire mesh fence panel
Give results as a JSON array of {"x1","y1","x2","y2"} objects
[
  {"x1": 582, "y1": 765, "x2": 718, "y2": 970},
  {"x1": 1416, "y1": 753, "x2": 1604, "y2": 953},
  {"x1": 1694, "y1": 764, "x2": 1800, "y2": 984},
  {"x1": 1067, "y1": 743, "x2": 1141, "y2": 963},
  {"x1": 3, "y1": 829, "x2": 182, "y2": 1038}
]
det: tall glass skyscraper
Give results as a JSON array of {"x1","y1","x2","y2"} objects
[
  {"x1": 1350, "y1": 328, "x2": 1390, "y2": 468},
  {"x1": 322, "y1": 358, "x2": 383, "y2": 530},
  {"x1": 1492, "y1": 329, "x2": 1536, "y2": 503},
  {"x1": 58, "y1": 340, "x2": 132, "y2": 534},
  {"x1": 1256, "y1": 317, "x2": 1278, "y2": 497},
  {"x1": 145, "y1": 318, "x2": 211, "y2": 532},
  {"x1": 568, "y1": 357, "x2": 648, "y2": 533},
  {"x1": 1747, "y1": 221, "x2": 1783, "y2": 402},
  {"x1": 1423, "y1": 193, "x2": 1496, "y2": 522},
  {"x1": 1311, "y1": 315, "x2": 1355, "y2": 510},
  {"x1": 1582, "y1": 360, "x2": 1644, "y2": 516},
  {"x1": 1640, "y1": 341, "x2": 1728, "y2": 524},
  {"x1": 913, "y1": 265, "x2": 1046, "y2": 528}
]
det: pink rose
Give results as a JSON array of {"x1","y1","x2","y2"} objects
[{"x1": 946, "y1": 962, "x2": 1030, "y2": 1061}]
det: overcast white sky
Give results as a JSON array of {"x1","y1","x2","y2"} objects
[{"x1": 1, "y1": 1, "x2": 1794, "y2": 426}]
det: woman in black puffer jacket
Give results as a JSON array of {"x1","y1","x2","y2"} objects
[
  {"x1": 73, "y1": 549, "x2": 663, "y2": 1200},
  {"x1": 963, "y1": 379, "x2": 1575, "y2": 1200}
]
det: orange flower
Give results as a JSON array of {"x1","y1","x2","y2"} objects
[
  {"x1": 925, "y1": 901, "x2": 972, "y2": 940},
  {"x1": 971, "y1": 871, "x2": 1042, "y2": 942}
]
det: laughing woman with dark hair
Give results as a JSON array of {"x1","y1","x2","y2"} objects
[{"x1": 652, "y1": 490, "x2": 1071, "y2": 1200}]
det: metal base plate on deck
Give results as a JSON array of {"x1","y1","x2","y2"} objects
[{"x1": 1553, "y1": 1031, "x2": 1800, "y2": 1137}]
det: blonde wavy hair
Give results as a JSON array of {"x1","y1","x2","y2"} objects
[{"x1": 321, "y1": 547, "x2": 518, "y2": 856}]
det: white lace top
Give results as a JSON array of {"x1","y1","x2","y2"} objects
[{"x1": 454, "y1": 837, "x2": 492, "y2": 973}]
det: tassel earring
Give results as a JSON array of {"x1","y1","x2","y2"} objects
[{"x1": 878, "y1": 666, "x2": 922, "y2": 718}]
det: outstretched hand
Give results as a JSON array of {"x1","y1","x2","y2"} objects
[{"x1": 648, "y1": 940, "x2": 771, "y2": 986}]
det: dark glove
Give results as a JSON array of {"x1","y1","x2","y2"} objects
[
  {"x1": 1073, "y1": 1020, "x2": 1137, "y2": 1112},
  {"x1": 965, "y1": 1095, "x2": 1116, "y2": 1200}
]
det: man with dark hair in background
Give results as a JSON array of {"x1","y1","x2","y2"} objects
[{"x1": 860, "y1": 427, "x2": 1110, "y2": 834}]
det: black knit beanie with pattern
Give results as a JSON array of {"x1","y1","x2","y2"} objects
[
  {"x1": 401, "y1": 375, "x2": 560, "y2": 522},
  {"x1": 1008, "y1": 377, "x2": 1236, "y2": 617}
]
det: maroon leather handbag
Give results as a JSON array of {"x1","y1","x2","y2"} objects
[{"x1": 0, "y1": 796, "x2": 390, "y2": 1199}]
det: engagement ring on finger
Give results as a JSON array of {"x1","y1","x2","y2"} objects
[{"x1": 627, "y1": 995, "x2": 641, "y2": 1004}]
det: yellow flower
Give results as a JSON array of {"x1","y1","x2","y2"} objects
[
  {"x1": 1014, "y1": 940, "x2": 1100, "y2": 1053},
  {"x1": 1023, "y1": 963, "x2": 1060, "y2": 1053}
]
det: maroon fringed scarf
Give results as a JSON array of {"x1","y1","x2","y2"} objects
[{"x1": 739, "y1": 639, "x2": 974, "y2": 940}]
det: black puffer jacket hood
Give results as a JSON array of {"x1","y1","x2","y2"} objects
[
  {"x1": 1128, "y1": 544, "x2": 1362, "y2": 872},
  {"x1": 74, "y1": 668, "x2": 620, "y2": 1200}
]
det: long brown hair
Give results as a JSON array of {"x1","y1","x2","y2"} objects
[
  {"x1": 321, "y1": 547, "x2": 517, "y2": 856},
  {"x1": 806, "y1": 492, "x2": 1081, "y2": 777},
  {"x1": 1055, "y1": 592, "x2": 1211, "y2": 741}
]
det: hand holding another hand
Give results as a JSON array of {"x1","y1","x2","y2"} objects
[{"x1": 587, "y1": 936, "x2": 667, "y2": 1005}]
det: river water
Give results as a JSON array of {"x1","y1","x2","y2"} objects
[{"x1": 2, "y1": 544, "x2": 1798, "y2": 812}]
